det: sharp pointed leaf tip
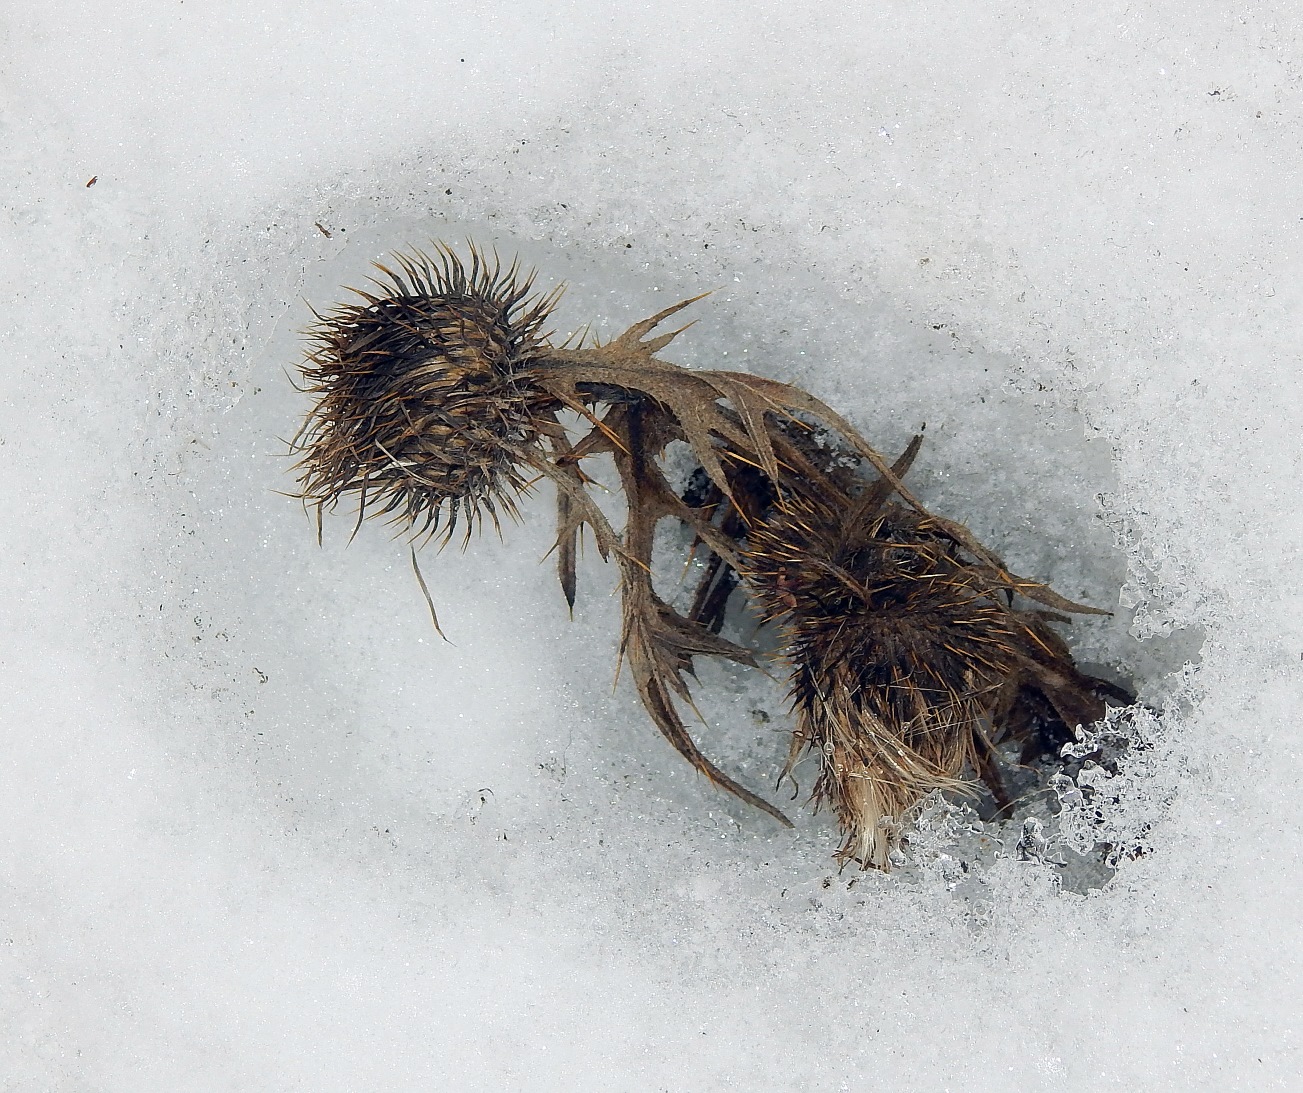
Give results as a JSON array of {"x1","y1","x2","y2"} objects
[{"x1": 643, "y1": 319, "x2": 698, "y2": 354}]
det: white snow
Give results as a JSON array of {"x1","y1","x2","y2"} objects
[{"x1": 3, "y1": 2, "x2": 1300, "y2": 1089}]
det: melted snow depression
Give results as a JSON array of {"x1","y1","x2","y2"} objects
[{"x1": 3, "y1": 3, "x2": 1300, "y2": 1089}]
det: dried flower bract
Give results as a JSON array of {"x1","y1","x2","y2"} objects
[{"x1": 292, "y1": 242, "x2": 1132, "y2": 869}]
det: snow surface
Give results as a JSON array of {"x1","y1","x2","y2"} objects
[{"x1": 3, "y1": 2, "x2": 1301, "y2": 1089}]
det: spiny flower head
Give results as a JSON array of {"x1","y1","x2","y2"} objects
[
  {"x1": 292, "y1": 244, "x2": 563, "y2": 543},
  {"x1": 742, "y1": 489, "x2": 1036, "y2": 867}
]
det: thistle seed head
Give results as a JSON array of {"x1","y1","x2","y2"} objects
[
  {"x1": 743, "y1": 491, "x2": 1028, "y2": 868},
  {"x1": 292, "y1": 244, "x2": 563, "y2": 543}
]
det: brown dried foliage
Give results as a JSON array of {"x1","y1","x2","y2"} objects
[{"x1": 292, "y1": 243, "x2": 1131, "y2": 868}]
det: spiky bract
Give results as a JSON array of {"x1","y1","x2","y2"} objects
[{"x1": 293, "y1": 245, "x2": 562, "y2": 542}]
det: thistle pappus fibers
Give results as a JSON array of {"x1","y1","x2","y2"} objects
[
  {"x1": 739, "y1": 474, "x2": 1127, "y2": 870},
  {"x1": 291, "y1": 242, "x2": 1133, "y2": 870}
]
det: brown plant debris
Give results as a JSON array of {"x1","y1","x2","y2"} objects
[{"x1": 291, "y1": 242, "x2": 1133, "y2": 868}]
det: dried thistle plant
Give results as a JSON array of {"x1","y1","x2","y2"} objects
[{"x1": 292, "y1": 242, "x2": 1131, "y2": 868}]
